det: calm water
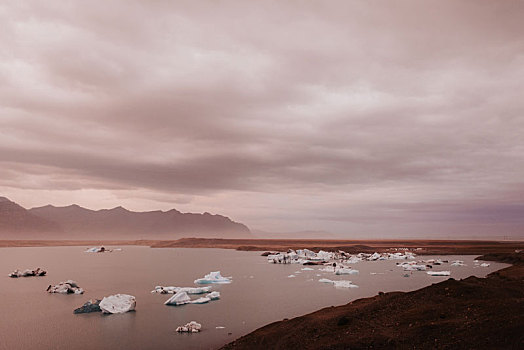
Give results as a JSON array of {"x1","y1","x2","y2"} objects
[{"x1": 0, "y1": 247, "x2": 508, "y2": 350}]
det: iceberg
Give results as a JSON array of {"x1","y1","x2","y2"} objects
[
  {"x1": 74, "y1": 299, "x2": 102, "y2": 314},
  {"x1": 208, "y1": 291, "x2": 220, "y2": 300},
  {"x1": 194, "y1": 271, "x2": 231, "y2": 284},
  {"x1": 287, "y1": 274, "x2": 296, "y2": 278},
  {"x1": 191, "y1": 297, "x2": 211, "y2": 304},
  {"x1": 99, "y1": 294, "x2": 136, "y2": 314},
  {"x1": 47, "y1": 280, "x2": 84, "y2": 294},
  {"x1": 451, "y1": 260, "x2": 466, "y2": 267},
  {"x1": 165, "y1": 290, "x2": 220, "y2": 306},
  {"x1": 318, "y1": 278, "x2": 358, "y2": 288},
  {"x1": 335, "y1": 268, "x2": 359, "y2": 275},
  {"x1": 151, "y1": 286, "x2": 212, "y2": 294},
  {"x1": 301, "y1": 267, "x2": 314, "y2": 271},
  {"x1": 176, "y1": 321, "x2": 202, "y2": 333},
  {"x1": 165, "y1": 291, "x2": 192, "y2": 306},
  {"x1": 8, "y1": 267, "x2": 46, "y2": 278},
  {"x1": 480, "y1": 263, "x2": 490, "y2": 267},
  {"x1": 426, "y1": 271, "x2": 451, "y2": 276}
]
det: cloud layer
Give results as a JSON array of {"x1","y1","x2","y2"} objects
[{"x1": 1, "y1": 1, "x2": 524, "y2": 238}]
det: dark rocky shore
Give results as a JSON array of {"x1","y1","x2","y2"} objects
[{"x1": 223, "y1": 252, "x2": 524, "y2": 350}]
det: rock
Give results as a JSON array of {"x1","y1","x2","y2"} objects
[
  {"x1": 99, "y1": 294, "x2": 136, "y2": 314},
  {"x1": 74, "y1": 299, "x2": 102, "y2": 314}
]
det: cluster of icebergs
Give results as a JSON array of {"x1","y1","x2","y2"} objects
[
  {"x1": 8, "y1": 267, "x2": 46, "y2": 278},
  {"x1": 267, "y1": 249, "x2": 416, "y2": 265},
  {"x1": 153, "y1": 271, "x2": 230, "y2": 307}
]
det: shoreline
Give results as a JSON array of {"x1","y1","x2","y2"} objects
[
  {"x1": 1, "y1": 238, "x2": 522, "y2": 256},
  {"x1": 222, "y1": 252, "x2": 524, "y2": 349}
]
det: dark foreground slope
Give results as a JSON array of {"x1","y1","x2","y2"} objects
[{"x1": 223, "y1": 253, "x2": 524, "y2": 350}]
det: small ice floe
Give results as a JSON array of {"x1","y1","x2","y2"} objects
[
  {"x1": 370, "y1": 272, "x2": 384, "y2": 275},
  {"x1": 397, "y1": 262, "x2": 427, "y2": 271},
  {"x1": 426, "y1": 271, "x2": 451, "y2": 276},
  {"x1": 176, "y1": 321, "x2": 201, "y2": 333},
  {"x1": 74, "y1": 299, "x2": 101, "y2": 314},
  {"x1": 451, "y1": 260, "x2": 466, "y2": 267},
  {"x1": 165, "y1": 291, "x2": 191, "y2": 305},
  {"x1": 208, "y1": 291, "x2": 220, "y2": 300},
  {"x1": 302, "y1": 267, "x2": 314, "y2": 271},
  {"x1": 318, "y1": 278, "x2": 358, "y2": 288},
  {"x1": 47, "y1": 280, "x2": 84, "y2": 294},
  {"x1": 151, "y1": 286, "x2": 212, "y2": 294},
  {"x1": 99, "y1": 294, "x2": 136, "y2": 314},
  {"x1": 335, "y1": 268, "x2": 359, "y2": 275},
  {"x1": 8, "y1": 267, "x2": 46, "y2": 278},
  {"x1": 194, "y1": 271, "x2": 231, "y2": 284},
  {"x1": 216, "y1": 326, "x2": 226, "y2": 329},
  {"x1": 287, "y1": 274, "x2": 296, "y2": 278},
  {"x1": 85, "y1": 247, "x2": 108, "y2": 253},
  {"x1": 480, "y1": 263, "x2": 490, "y2": 267},
  {"x1": 165, "y1": 291, "x2": 221, "y2": 306}
]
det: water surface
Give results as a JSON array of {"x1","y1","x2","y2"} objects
[{"x1": 0, "y1": 247, "x2": 508, "y2": 349}]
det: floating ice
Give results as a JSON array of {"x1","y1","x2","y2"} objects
[
  {"x1": 47, "y1": 280, "x2": 84, "y2": 294},
  {"x1": 165, "y1": 291, "x2": 192, "y2": 305},
  {"x1": 451, "y1": 260, "x2": 466, "y2": 267},
  {"x1": 151, "y1": 286, "x2": 212, "y2": 294},
  {"x1": 194, "y1": 271, "x2": 231, "y2": 284},
  {"x1": 480, "y1": 263, "x2": 490, "y2": 267},
  {"x1": 208, "y1": 291, "x2": 220, "y2": 300},
  {"x1": 165, "y1": 290, "x2": 220, "y2": 306},
  {"x1": 301, "y1": 267, "x2": 314, "y2": 271},
  {"x1": 287, "y1": 274, "x2": 296, "y2": 278},
  {"x1": 99, "y1": 294, "x2": 136, "y2": 314},
  {"x1": 8, "y1": 267, "x2": 46, "y2": 278},
  {"x1": 335, "y1": 268, "x2": 359, "y2": 275},
  {"x1": 318, "y1": 278, "x2": 358, "y2": 288},
  {"x1": 176, "y1": 321, "x2": 202, "y2": 333},
  {"x1": 426, "y1": 271, "x2": 451, "y2": 276}
]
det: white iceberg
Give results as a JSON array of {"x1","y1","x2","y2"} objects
[
  {"x1": 480, "y1": 263, "x2": 490, "y2": 267},
  {"x1": 426, "y1": 271, "x2": 451, "y2": 276},
  {"x1": 165, "y1": 291, "x2": 192, "y2": 306},
  {"x1": 287, "y1": 274, "x2": 296, "y2": 278},
  {"x1": 176, "y1": 321, "x2": 202, "y2": 333},
  {"x1": 194, "y1": 271, "x2": 231, "y2": 284},
  {"x1": 335, "y1": 268, "x2": 359, "y2": 275},
  {"x1": 99, "y1": 294, "x2": 136, "y2": 314},
  {"x1": 451, "y1": 260, "x2": 466, "y2": 267},
  {"x1": 151, "y1": 286, "x2": 212, "y2": 294},
  {"x1": 208, "y1": 291, "x2": 220, "y2": 300},
  {"x1": 191, "y1": 297, "x2": 211, "y2": 304},
  {"x1": 165, "y1": 290, "x2": 220, "y2": 306},
  {"x1": 301, "y1": 267, "x2": 314, "y2": 271},
  {"x1": 318, "y1": 278, "x2": 358, "y2": 288}
]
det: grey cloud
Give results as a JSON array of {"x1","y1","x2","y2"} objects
[{"x1": 1, "y1": 1, "x2": 524, "y2": 237}]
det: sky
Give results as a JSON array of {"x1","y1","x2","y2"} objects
[{"x1": 1, "y1": 1, "x2": 524, "y2": 239}]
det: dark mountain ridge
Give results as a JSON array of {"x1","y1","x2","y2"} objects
[{"x1": 0, "y1": 196, "x2": 251, "y2": 239}]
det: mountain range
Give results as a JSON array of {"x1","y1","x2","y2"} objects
[{"x1": 0, "y1": 196, "x2": 251, "y2": 239}]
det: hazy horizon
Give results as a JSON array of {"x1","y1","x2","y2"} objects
[{"x1": 1, "y1": 1, "x2": 524, "y2": 239}]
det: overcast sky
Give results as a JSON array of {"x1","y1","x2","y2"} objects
[{"x1": 1, "y1": 1, "x2": 524, "y2": 238}]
